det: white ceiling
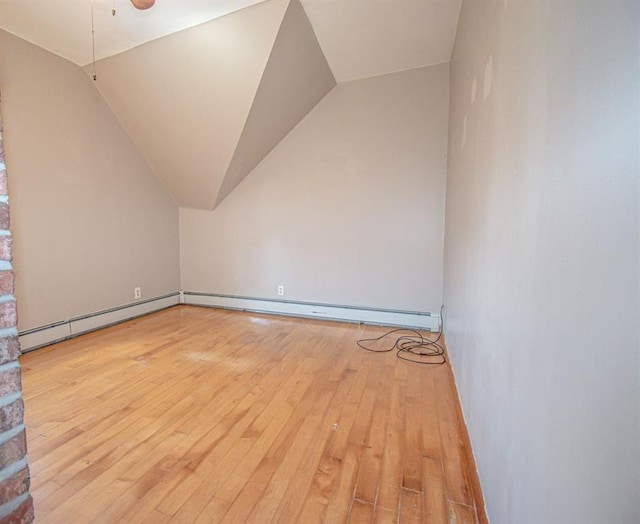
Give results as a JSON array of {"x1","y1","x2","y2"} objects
[
  {"x1": 0, "y1": 0, "x2": 268, "y2": 66},
  {"x1": 301, "y1": 0, "x2": 462, "y2": 82},
  {"x1": 0, "y1": 0, "x2": 462, "y2": 81}
]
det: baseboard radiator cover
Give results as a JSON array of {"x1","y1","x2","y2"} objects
[
  {"x1": 182, "y1": 292, "x2": 440, "y2": 331},
  {"x1": 19, "y1": 292, "x2": 180, "y2": 352}
]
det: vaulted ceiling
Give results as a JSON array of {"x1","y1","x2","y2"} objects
[
  {"x1": 300, "y1": 0, "x2": 462, "y2": 82},
  {"x1": 0, "y1": 0, "x2": 270, "y2": 66},
  {"x1": 0, "y1": 0, "x2": 462, "y2": 208}
]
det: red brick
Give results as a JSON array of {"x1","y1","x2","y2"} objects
[
  {"x1": 0, "y1": 400, "x2": 23, "y2": 434},
  {"x1": 0, "y1": 495, "x2": 34, "y2": 524},
  {"x1": 0, "y1": 203, "x2": 8, "y2": 231},
  {"x1": 0, "y1": 302, "x2": 16, "y2": 330},
  {"x1": 0, "y1": 468, "x2": 29, "y2": 507},
  {"x1": 0, "y1": 431, "x2": 26, "y2": 471},
  {"x1": 0, "y1": 338, "x2": 19, "y2": 366},
  {"x1": 0, "y1": 369, "x2": 21, "y2": 399},
  {"x1": 0, "y1": 272, "x2": 13, "y2": 297},
  {"x1": 0, "y1": 236, "x2": 12, "y2": 262}
]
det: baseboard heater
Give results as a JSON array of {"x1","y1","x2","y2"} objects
[
  {"x1": 19, "y1": 292, "x2": 180, "y2": 352},
  {"x1": 182, "y1": 291, "x2": 440, "y2": 332}
]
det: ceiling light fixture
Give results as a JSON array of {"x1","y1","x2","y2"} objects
[{"x1": 130, "y1": 0, "x2": 156, "y2": 9}]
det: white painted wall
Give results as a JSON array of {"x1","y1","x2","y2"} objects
[
  {"x1": 181, "y1": 64, "x2": 450, "y2": 313},
  {"x1": 443, "y1": 1, "x2": 639, "y2": 522},
  {"x1": 0, "y1": 30, "x2": 181, "y2": 332}
]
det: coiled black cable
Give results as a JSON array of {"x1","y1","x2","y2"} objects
[{"x1": 356, "y1": 306, "x2": 446, "y2": 365}]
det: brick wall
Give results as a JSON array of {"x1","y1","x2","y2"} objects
[{"x1": 0, "y1": 108, "x2": 34, "y2": 522}]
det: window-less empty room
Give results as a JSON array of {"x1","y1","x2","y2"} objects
[{"x1": 0, "y1": 0, "x2": 637, "y2": 522}]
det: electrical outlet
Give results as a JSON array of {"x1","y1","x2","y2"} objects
[
  {"x1": 134, "y1": 287, "x2": 141, "y2": 300},
  {"x1": 277, "y1": 285, "x2": 285, "y2": 296}
]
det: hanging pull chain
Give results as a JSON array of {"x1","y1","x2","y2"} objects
[{"x1": 91, "y1": 0, "x2": 97, "y2": 80}]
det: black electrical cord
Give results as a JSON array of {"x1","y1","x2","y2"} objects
[{"x1": 356, "y1": 305, "x2": 446, "y2": 365}]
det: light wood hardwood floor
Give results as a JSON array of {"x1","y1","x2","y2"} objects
[{"x1": 20, "y1": 305, "x2": 485, "y2": 523}]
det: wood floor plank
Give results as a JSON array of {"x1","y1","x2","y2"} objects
[
  {"x1": 375, "y1": 378, "x2": 405, "y2": 512},
  {"x1": 354, "y1": 447, "x2": 380, "y2": 506},
  {"x1": 433, "y1": 367, "x2": 473, "y2": 507},
  {"x1": 294, "y1": 358, "x2": 374, "y2": 523},
  {"x1": 399, "y1": 487, "x2": 423, "y2": 523},
  {"x1": 19, "y1": 306, "x2": 485, "y2": 523},
  {"x1": 419, "y1": 372, "x2": 443, "y2": 460},
  {"x1": 323, "y1": 442, "x2": 365, "y2": 523},
  {"x1": 268, "y1": 353, "x2": 367, "y2": 524},
  {"x1": 448, "y1": 501, "x2": 477, "y2": 524},
  {"x1": 372, "y1": 505, "x2": 397, "y2": 524},
  {"x1": 170, "y1": 362, "x2": 308, "y2": 520},
  {"x1": 223, "y1": 377, "x2": 338, "y2": 523},
  {"x1": 402, "y1": 368, "x2": 425, "y2": 493},
  {"x1": 142, "y1": 509, "x2": 171, "y2": 523},
  {"x1": 353, "y1": 358, "x2": 393, "y2": 504},
  {"x1": 157, "y1": 349, "x2": 306, "y2": 517},
  {"x1": 349, "y1": 499, "x2": 374, "y2": 523},
  {"x1": 423, "y1": 456, "x2": 448, "y2": 523}
]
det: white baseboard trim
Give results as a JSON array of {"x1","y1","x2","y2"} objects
[
  {"x1": 19, "y1": 292, "x2": 180, "y2": 352},
  {"x1": 183, "y1": 292, "x2": 440, "y2": 331}
]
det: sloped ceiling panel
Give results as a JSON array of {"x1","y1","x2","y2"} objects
[
  {"x1": 88, "y1": 0, "x2": 289, "y2": 209},
  {"x1": 215, "y1": 0, "x2": 335, "y2": 207},
  {"x1": 300, "y1": 0, "x2": 462, "y2": 82},
  {"x1": 0, "y1": 0, "x2": 270, "y2": 66}
]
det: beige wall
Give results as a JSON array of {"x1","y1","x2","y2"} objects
[
  {"x1": 0, "y1": 31, "x2": 180, "y2": 331},
  {"x1": 443, "y1": 1, "x2": 639, "y2": 522},
  {"x1": 181, "y1": 64, "x2": 449, "y2": 313}
]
